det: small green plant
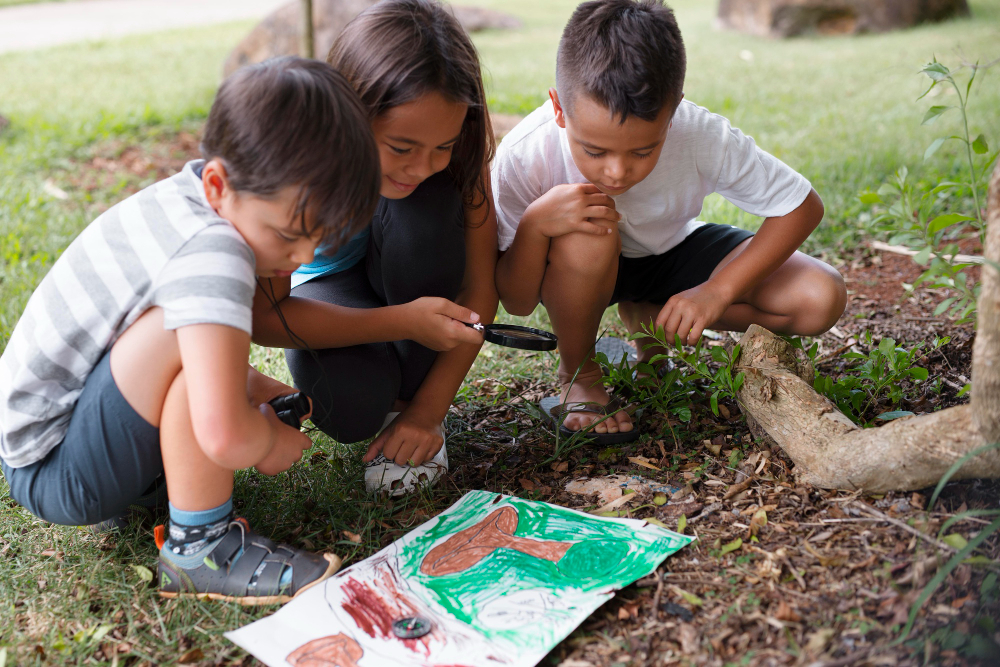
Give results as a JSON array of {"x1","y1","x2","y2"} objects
[
  {"x1": 813, "y1": 331, "x2": 946, "y2": 426},
  {"x1": 629, "y1": 324, "x2": 744, "y2": 417},
  {"x1": 860, "y1": 59, "x2": 996, "y2": 324}
]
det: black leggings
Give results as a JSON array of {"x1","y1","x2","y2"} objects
[{"x1": 285, "y1": 171, "x2": 466, "y2": 443}]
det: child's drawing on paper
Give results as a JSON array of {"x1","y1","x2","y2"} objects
[{"x1": 226, "y1": 490, "x2": 694, "y2": 667}]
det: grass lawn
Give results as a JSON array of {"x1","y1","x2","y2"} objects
[{"x1": 1, "y1": 1, "x2": 998, "y2": 665}]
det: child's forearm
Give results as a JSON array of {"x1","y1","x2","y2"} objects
[
  {"x1": 707, "y1": 189, "x2": 824, "y2": 302},
  {"x1": 255, "y1": 297, "x2": 412, "y2": 349},
  {"x1": 496, "y1": 218, "x2": 551, "y2": 316},
  {"x1": 252, "y1": 279, "x2": 411, "y2": 349}
]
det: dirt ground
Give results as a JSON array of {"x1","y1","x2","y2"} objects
[{"x1": 59, "y1": 133, "x2": 999, "y2": 666}]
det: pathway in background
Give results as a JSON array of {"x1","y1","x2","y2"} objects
[{"x1": 0, "y1": 0, "x2": 286, "y2": 54}]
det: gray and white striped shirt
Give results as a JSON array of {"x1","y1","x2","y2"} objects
[{"x1": 0, "y1": 161, "x2": 256, "y2": 468}]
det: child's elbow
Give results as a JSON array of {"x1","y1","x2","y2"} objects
[
  {"x1": 805, "y1": 189, "x2": 824, "y2": 229},
  {"x1": 195, "y1": 420, "x2": 247, "y2": 468}
]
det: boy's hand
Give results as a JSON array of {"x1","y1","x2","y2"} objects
[
  {"x1": 655, "y1": 283, "x2": 733, "y2": 346},
  {"x1": 246, "y1": 366, "x2": 312, "y2": 423},
  {"x1": 254, "y1": 402, "x2": 313, "y2": 475},
  {"x1": 400, "y1": 297, "x2": 484, "y2": 351},
  {"x1": 363, "y1": 407, "x2": 442, "y2": 467},
  {"x1": 523, "y1": 183, "x2": 620, "y2": 238}
]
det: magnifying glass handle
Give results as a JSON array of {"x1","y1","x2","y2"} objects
[{"x1": 463, "y1": 322, "x2": 486, "y2": 332}]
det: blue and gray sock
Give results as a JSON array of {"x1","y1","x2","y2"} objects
[{"x1": 160, "y1": 498, "x2": 292, "y2": 587}]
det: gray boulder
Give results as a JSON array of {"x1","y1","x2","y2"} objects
[
  {"x1": 223, "y1": 0, "x2": 521, "y2": 77},
  {"x1": 717, "y1": 0, "x2": 970, "y2": 38}
]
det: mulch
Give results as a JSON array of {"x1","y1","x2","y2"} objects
[{"x1": 61, "y1": 132, "x2": 999, "y2": 666}]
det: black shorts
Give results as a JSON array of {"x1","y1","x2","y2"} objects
[{"x1": 609, "y1": 223, "x2": 753, "y2": 305}]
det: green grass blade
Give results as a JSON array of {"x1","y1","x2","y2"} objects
[
  {"x1": 895, "y1": 515, "x2": 1000, "y2": 643},
  {"x1": 928, "y1": 442, "x2": 1000, "y2": 511}
]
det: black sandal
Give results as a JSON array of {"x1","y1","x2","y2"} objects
[
  {"x1": 157, "y1": 518, "x2": 340, "y2": 605},
  {"x1": 539, "y1": 395, "x2": 639, "y2": 445}
]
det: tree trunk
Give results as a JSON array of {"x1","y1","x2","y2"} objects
[
  {"x1": 973, "y1": 161, "x2": 1000, "y2": 443},
  {"x1": 735, "y1": 160, "x2": 1000, "y2": 492},
  {"x1": 301, "y1": 0, "x2": 315, "y2": 59}
]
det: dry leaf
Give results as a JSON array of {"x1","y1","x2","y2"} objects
[
  {"x1": 550, "y1": 461, "x2": 569, "y2": 473},
  {"x1": 178, "y1": 648, "x2": 204, "y2": 664},
  {"x1": 724, "y1": 479, "x2": 752, "y2": 500},
  {"x1": 678, "y1": 623, "x2": 699, "y2": 654},
  {"x1": 749, "y1": 509, "x2": 768, "y2": 538},
  {"x1": 341, "y1": 531, "x2": 362, "y2": 544},
  {"x1": 519, "y1": 478, "x2": 536, "y2": 491},
  {"x1": 628, "y1": 456, "x2": 661, "y2": 471},
  {"x1": 773, "y1": 600, "x2": 801, "y2": 622},
  {"x1": 804, "y1": 628, "x2": 835, "y2": 654}
]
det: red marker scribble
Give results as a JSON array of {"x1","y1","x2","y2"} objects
[{"x1": 339, "y1": 566, "x2": 434, "y2": 656}]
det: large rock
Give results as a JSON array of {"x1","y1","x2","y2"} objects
[
  {"x1": 223, "y1": 0, "x2": 521, "y2": 77},
  {"x1": 716, "y1": 0, "x2": 970, "y2": 37}
]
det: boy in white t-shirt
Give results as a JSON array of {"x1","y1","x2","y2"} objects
[{"x1": 493, "y1": 0, "x2": 846, "y2": 442}]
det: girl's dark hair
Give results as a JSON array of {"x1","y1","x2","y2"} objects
[
  {"x1": 328, "y1": 0, "x2": 495, "y2": 216},
  {"x1": 201, "y1": 56, "x2": 380, "y2": 247},
  {"x1": 557, "y1": 0, "x2": 686, "y2": 124}
]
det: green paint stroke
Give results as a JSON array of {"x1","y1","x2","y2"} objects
[{"x1": 397, "y1": 491, "x2": 693, "y2": 648}]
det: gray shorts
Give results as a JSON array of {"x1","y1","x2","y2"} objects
[{"x1": 1, "y1": 351, "x2": 162, "y2": 526}]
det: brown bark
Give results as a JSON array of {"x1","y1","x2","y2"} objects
[
  {"x1": 736, "y1": 326, "x2": 1000, "y2": 492},
  {"x1": 972, "y1": 161, "x2": 1000, "y2": 443},
  {"x1": 734, "y1": 160, "x2": 1000, "y2": 492}
]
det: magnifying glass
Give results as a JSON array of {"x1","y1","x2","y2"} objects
[{"x1": 466, "y1": 322, "x2": 558, "y2": 351}]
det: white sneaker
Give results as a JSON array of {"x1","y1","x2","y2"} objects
[{"x1": 363, "y1": 412, "x2": 448, "y2": 496}]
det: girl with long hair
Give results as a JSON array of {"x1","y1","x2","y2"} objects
[{"x1": 252, "y1": 0, "x2": 498, "y2": 496}]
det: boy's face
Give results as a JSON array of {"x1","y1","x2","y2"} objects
[
  {"x1": 551, "y1": 89, "x2": 673, "y2": 196},
  {"x1": 202, "y1": 161, "x2": 321, "y2": 278}
]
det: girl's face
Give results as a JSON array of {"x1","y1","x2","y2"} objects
[{"x1": 371, "y1": 91, "x2": 468, "y2": 199}]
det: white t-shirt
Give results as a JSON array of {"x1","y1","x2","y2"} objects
[
  {"x1": 492, "y1": 99, "x2": 813, "y2": 258},
  {"x1": 0, "y1": 161, "x2": 257, "y2": 468}
]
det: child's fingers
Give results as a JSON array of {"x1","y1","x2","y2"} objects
[
  {"x1": 584, "y1": 205, "x2": 620, "y2": 222},
  {"x1": 687, "y1": 318, "x2": 707, "y2": 345},
  {"x1": 574, "y1": 221, "x2": 613, "y2": 236},
  {"x1": 363, "y1": 430, "x2": 387, "y2": 462},
  {"x1": 661, "y1": 307, "x2": 685, "y2": 344},
  {"x1": 438, "y1": 299, "x2": 480, "y2": 325}
]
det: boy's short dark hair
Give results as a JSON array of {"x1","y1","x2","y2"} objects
[
  {"x1": 201, "y1": 57, "x2": 380, "y2": 246},
  {"x1": 556, "y1": 0, "x2": 686, "y2": 124}
]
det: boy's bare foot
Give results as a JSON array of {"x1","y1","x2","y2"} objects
[{"x1": 558, "y1": 366, "x2": 633, "y2": 434}]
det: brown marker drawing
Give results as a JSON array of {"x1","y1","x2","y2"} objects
[
  {"x1": 420, "y1": 507, "x2": 572, "y2": 576},
  {"x1": 286, "y1": 633, "x2": 363, "y2": 667}
]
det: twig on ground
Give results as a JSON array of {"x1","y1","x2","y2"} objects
[
  {"x1": 687, "y1": 502, "x2": 722, "y2": 524},
  {"x1": 851, "y1": 502, "x2": 957, "y2": 555}
]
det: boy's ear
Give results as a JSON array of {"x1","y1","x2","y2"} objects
[
  {"x1": 549, "y1": 88, "x2": 567, "y2": 129},
  {"x1": 201, "y1": 159, "x2": 233, "y2": 211}
]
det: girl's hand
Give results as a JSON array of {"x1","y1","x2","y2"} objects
[
  {"x1": 655, "y1": 283, "x2": 733, "y2": 346},
  {"x1": 523, "y1": 183, "x2": 619, "y2": 238},
  {"x1": 254, "y1": 403, "x2": 313, "y2": 475},
  {"x1": 400, "y1": 297, "x2": 484, "y2": 351},
  {"x1": 363, "y1": 407, "x2": 443, "y2": 467}
]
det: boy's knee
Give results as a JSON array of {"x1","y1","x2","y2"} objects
[
  {"x1": 794, "y1": 266, "x2": 847, "y2": 335},
  {"x1": 548, "y1": 227, "x2": 620, "y2": 276}
]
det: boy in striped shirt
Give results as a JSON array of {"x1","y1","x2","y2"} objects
[{"x1": 0, "y1": 58, "x2": 381, "y2": 604}]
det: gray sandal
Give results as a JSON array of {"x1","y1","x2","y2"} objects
[
  {"x1": 157, "y1": 519, "x2": 340, "y2": 605},
  {"x1": 539, "y1": 395, "x2": 639, "y2": 445}
]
